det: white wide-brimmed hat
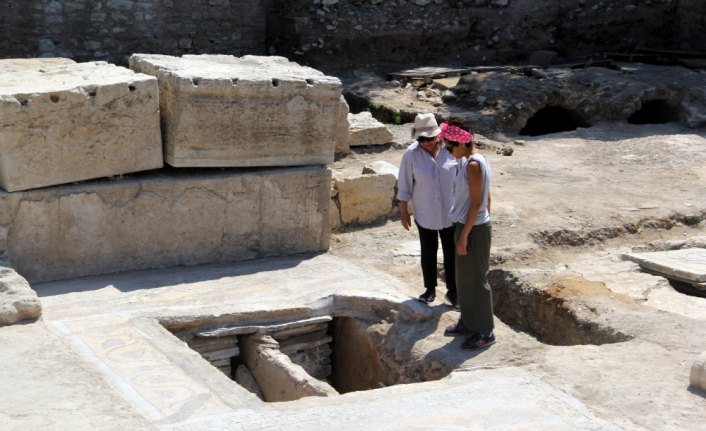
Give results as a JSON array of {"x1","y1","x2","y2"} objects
[{"x1": 412, "y1": 113, "x2": 441, "y2": 139}]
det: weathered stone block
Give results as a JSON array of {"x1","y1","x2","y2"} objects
[
  {"x1": 129, "y1": 54, "x2": 341, "y2": 167},
  {"x1": 348, "y1": 111, "x2": 394, "y2": 147},
  {"x1": 0, "y1": 61, "x2": 162, "y2": 192},
  {"x1": 1, "y1": 166, "x2": 331, "y2": 283},
  {"x1": 0, "y1": 266, "x2": 41, "y2": 326},
  {"x1": 333, "y1": 168, "x2": 396, "y2": 225}
]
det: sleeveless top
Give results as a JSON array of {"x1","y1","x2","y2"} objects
[{"x1": 449, "y1": 153, "x2": 491, "y2": 226}]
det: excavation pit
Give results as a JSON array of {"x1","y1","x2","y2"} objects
[
  {"x1": 164, "y1": 304, "x2": 444, "y2": 403},
  {"x1": 490, "y1": 269, "x2": 634, "y2": 346}
]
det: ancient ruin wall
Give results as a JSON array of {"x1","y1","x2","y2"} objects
[
  {"x1": 2, "y1": 1, "x2": 703, "y2": 73},
  {"x1": 0, "y1": 0, "x2": 266, "y2": 65},
  {"x1": 268, "y1": 0, "x2": 684, "y2": 73},
  {"x1": 678, "y1": 0, "x2": 706, "y2": 52}
]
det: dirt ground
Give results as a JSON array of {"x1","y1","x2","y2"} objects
[{"x1": 328, "y1": 113, "x2": 706, "y2": 430}]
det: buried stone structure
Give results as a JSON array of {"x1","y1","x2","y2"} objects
[{"x1": 0, "y1": 55, "x2": 340, "y2": 285}]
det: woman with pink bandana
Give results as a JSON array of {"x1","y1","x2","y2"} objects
[{"x1": 440, "y1": 123, "x2": 495, "y2": 350}]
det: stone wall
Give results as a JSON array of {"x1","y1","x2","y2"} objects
[
  {"x1": 266, "y1": 0, "x2": 683, "y2": 74},
  {"x1": 678, "y1": 0, "x2": 706, "y2": 52},
  {"x1": 1, "y1": 1, "x2": 703, "y2": 74},
  {"x1": 0, "y1": 0, "x2": 266, "y2": 65}
]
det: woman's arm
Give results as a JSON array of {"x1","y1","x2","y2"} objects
[{"x1": 456, "y1": 160, "x2": 483, "y2": 256}]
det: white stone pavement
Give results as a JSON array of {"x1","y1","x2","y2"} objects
[{"x1": 0, "y1": 255, "x2": 619, "y2": 431}]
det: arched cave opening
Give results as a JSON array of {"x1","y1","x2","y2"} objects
[
  {"x1": 519, "y1": 106, "x2": 590, "y2": 136},
  {"x1": 627, "y1": 99, "x2": 679, "y2": 125}
]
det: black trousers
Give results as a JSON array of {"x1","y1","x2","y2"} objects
[{"x1": 416, "y1": 221, "x2": 456, "y2": 293}]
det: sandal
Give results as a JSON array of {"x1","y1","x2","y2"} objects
[
  {"x1": 443, "y1": 320, "x2": 466, "y2": 337},
  {"x1": 461, "y1": 333, "x2": 495, "y2": 350}
]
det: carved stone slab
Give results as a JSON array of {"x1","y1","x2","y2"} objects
[
  {"x1": 623, "y1": 248, "x2": 706, "y2": 285},
  {"x1": 0, "y1": 61, "x2": 162, "y2": 192},
  {"x1": 129, "y1": 54, "x2": 341, "y2": 168},
  {"x1": 0, "y1": 166, "x2": 331, "y2": 283}
]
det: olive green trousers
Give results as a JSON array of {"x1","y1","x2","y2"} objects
[{"x1": 454, "y1": 221, "x2": 493, "y2": 336}]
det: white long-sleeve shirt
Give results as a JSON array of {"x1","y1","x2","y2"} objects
[{"x1": 397, "y1": 142, "x2": 457, "y2": 230}]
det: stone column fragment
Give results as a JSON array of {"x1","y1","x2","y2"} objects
[
  {"x1": 129, "y1": 54, "x2": 341, "y2": 168},
  {"x1": 0, "y1": 61, "x2": 162, "y2": 192},
  {"x1": 240, "y1": 333, "x2": 337, "y2": 402}
]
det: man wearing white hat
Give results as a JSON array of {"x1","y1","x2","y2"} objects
[{"x1": 397, "y1": 113, "x2": 458, "y2": 308}]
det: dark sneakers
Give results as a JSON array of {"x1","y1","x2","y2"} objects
[
  {"x1": 417, "y1": 289, "x2": 436, "y2": 304},
  {"x1": 445, "y1": 291, "x2": 460, "y2": 311},
  {"x1": 461, "y1": 332, "x2": 496, "y2": 350},
  {"x1": 444, "y1": 320, "x2": 467, "y2": 337}
]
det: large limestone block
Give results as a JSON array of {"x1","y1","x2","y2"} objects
[
  {"x1": 0, "y1": 61, "x2": 163, "y2": 192},
  {"x1": 0, "y1": 266, "x2": 41, "y2": 325},
  {"x1": 129, "y1": 54, "x2": 342, "y2": 168},
  {"x1": 333, "y1": 167, "x2": 396, "y2": 225},
  {"x1": 1, "y1": 167, "x2": 331, "y2": 283},
  {"x1": 0, "y1": 57, "x2": 75, "y2": 73},
  {"x1": 348, "y1": 111, "x2": 394, "y2": 147}
]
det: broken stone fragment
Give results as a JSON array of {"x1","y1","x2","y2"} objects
[
  {"x1": 348, "y1": 111, "x2": 394, "y2": 147},
  {"x1": 333, "y1": 169, "x2": 397, "y2": 225},
  {"x1": 0, "y1": 267, "x2": 41, "y2": 326},
  {"x1": 690, "y1": 351, "x2": 706, "y2": 391}
]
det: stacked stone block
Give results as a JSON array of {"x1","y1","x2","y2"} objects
[
  {"x1": 0, "y1": 60, "x2": 162, "y2": 192},
  {"x1": 129, "y1": 54, "x2": 341, "y2": 168},
  {"x1": 0, "y1": 55, "x2": 339, "y2": 283},
  {"x1": 1, "y1": 167, "x2": 330, "y2": 283}
]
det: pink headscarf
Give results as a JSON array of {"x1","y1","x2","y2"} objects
[{"x1": 439, "y1": 123, "x2": 473, "y2": 144}]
